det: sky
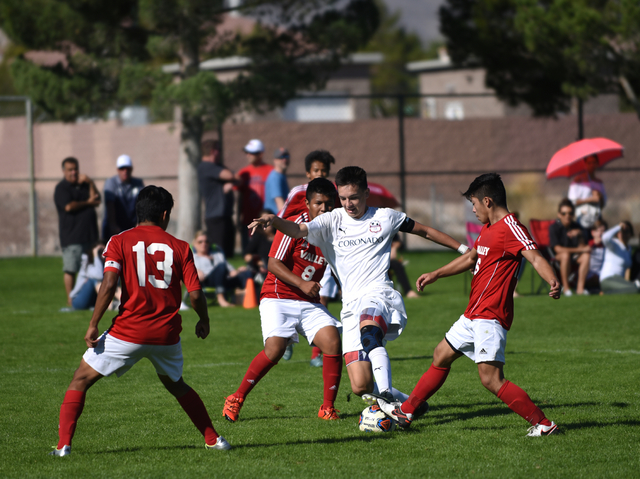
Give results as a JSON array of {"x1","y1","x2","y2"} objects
[{"x1": 383, "y1": 0, "x2": 445, "y2": 46}]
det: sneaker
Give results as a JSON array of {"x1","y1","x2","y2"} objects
[
  {"x1": 309, "y1": 355, "x2": 323, "y2": 367},
  {"x1": 205, "y1": 436, "x2": 231, "y2": 450},
  {"x1": 413, "y1": 400, "x2": 430, "y2": 419},
  {"x1": 318, "y1": 405, "x2": 340, "y2": 420},
  {"x1": 376, "y1": 398, "x2": 413, "y2": 429},
  {"x1": 579, "y1": 290, "x2": 590, "y2": 296},
  {"x1": 49, "y1": 445, "x2": 71, "y2": 456},
  {"x1": 222, "y1": 395, "x2": 244, "y2": 423},
  {"x1": 282, "y1": 344, "x2": 294, "y2": 361},
  {"x1": 563, "y1": 289, "x2": 573, "y2": 297},
  {"x1": 526, "y1": 421, "x2": 559, "y2": 436},
  {"x1": 362, "y1": 391, "x2": 399, "y2": 407},
  {"x1": 180, "y1": 301, "x2": 189, "y2": 310}
]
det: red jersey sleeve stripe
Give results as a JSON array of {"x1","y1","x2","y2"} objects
[
  {"x1": 278, "y1": 184, "x2": 308, "y2": 218},
  {"x1": 274, "y1": 213, "x2": 307, "y2": 259},
  {"x1": 506, "y1": 216, "x2": 537, "y2": 250}
]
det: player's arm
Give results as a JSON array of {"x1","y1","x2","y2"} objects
[
  {"x1": 522, "y1": 249, "x2": 561, "y2": 299},
  {"x1": 416, "y1": 249, "x2": 478, "y2": 292},
  {"x1": 248, "y1": 213, "x2": 308, "y2": 239},
  {"x1": 84, "y1": 270, "x2": 119, "y2": 348},
  {"x1": 189, "y1": 290, "x2": 210, "y2": 339},
  {"x1": 268, "y1": 257, "x2": 321, "y2": 298},
  {"x1": 405, "y1": 219, "x2": 469, "y2": 254}
]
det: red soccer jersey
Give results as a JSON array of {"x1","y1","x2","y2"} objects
[
  {"x1": 103, "y1": 225, "x2": 202, "y2": 345},
  {"x1": 278, "y1": 183, "x2": 341, "y2": 218},
  {"x1": 236, "y1": 163, "x2": 274, "y2": 224},
  {"x1": 260, "y1": 212, "x2": 328, "y2": 303},
  {"x1": 464, "y1": 214, "x2": 537, "y2": 330}
]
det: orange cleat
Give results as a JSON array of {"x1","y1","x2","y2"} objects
[
  {"x1": 223, "y1": 395, "x2": 244, "y2": 422},
  {"x1": 318, "y1": 405, "x2": 340, "y2": 420}
]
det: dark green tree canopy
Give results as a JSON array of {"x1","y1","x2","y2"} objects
[
  {"x1": 440, "y1": 0, "x2": 640, "y2": 116},
  {"x1": 0, "y1": 0, "x2": 379, "y2": 122}
]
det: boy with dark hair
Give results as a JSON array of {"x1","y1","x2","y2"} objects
[
  {"x1": 223, "y1": 178, "x2": 343, "y2": 422},
  {"x1": 50, "y1": 185, "x2": 230, "y2": 456},
  {"x1": 376, "y1": 173, "x2": 562, "y2": 436},
  {"x1": 248, "y1": 166, "x2": 467, "y2": 409},
  {"x1": 549, "y1": 198, "x2": 591, "y2": 296}
]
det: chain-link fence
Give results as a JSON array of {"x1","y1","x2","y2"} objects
[{"x1": 1, "y1": 93, "x2": 639, "y2": 257}]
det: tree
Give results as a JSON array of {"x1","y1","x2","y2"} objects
[
  {"x1": 362, "y1": 0, "x2": 426, "y2": 117},
  {"x1": 440, "y1": 0, "x2": 640, "y2": 117},
  {"x1": 0, "y1": 0, "x2": 378, "y2": 239}
]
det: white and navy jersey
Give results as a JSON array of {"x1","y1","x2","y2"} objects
[{"x1": 305, "y1": 207, "x2": 406, "y2": 303}]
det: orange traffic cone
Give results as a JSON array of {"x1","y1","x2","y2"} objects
[{"x1": 243, "y1": 277, "x2": 259, "y2": 308}]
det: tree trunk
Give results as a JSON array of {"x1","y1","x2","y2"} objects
[
  {"x1": 175, "y1": 29, "x2": 202, "y2": 241},
  {"x1": 176, "y1": 112, "x2": 203, "y2": 241}
]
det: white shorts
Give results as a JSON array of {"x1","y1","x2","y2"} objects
[
  {"x1": 341, "y1": 289, "x2": 407, "y2": 354},
  {"x1": 319, "y1": 267, "x2": 339, "y2": 298},
  {"x1": 83, "y1": 332, "x2": 183, "y2": 382},
  {"x1": 445, "y1": 315, "x2": 507, "y2": 364},
  {"x1": 259, "y1": 298, "x2": 341, "y2": 346}
]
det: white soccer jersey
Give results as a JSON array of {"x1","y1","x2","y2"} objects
[{"x1": 305, "y1": 207, "x2": 406, "y2": 303}]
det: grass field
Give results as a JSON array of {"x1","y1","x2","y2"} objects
[{"x1": 1, "y1": 253, "x2": 639, "y2": 478}]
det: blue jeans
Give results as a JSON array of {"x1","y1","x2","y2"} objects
[
  {"x1": 71, "y1": 279, "x2": 98, "y2": 310},
  {"x1": 202, "y1": 264, "x2": 252, "y2": 294}
]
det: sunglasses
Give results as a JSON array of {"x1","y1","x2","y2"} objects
[
  {"x1": 196, "y1": 239, "x2": 209, "y2": 244},
  {"x1": 559, "y1": 211, "x2": 574, "y2": 216}
]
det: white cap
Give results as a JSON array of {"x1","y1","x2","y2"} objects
[
  {"x1": 243, "y1": 139, "x2": 264, "y2": 154},
  {"x1": 116, "y1": 154, "x2": 132, "y2": 169}
]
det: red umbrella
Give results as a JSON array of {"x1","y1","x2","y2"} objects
[
  {"x1": 546, "y1": 138, "x2": 623, "y2": 179},
  {"x1": 367, "y1": 182, "x2": 400, "y2": 208}
]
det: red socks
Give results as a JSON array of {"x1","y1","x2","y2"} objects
[
  {"x1": 404, "y1": 365, "x2": 450, "y2": 414},
  {"x1": 177, "y1": 388, "x2": 218, "y2": 445},
  {"x1": 321, "y1": 354, "x2": 342, "y2": 408},
  {"x1": 57, "y1": 390, "x2": 86, "y2": 448},
  {"x1": 497, "y1": 380, "x2": 550, "y2": 426},
  {"x1": 311, "y1": 346, "x2": 322, "y2": 360},
  {"x1": 235, "y1": 350, "x2": 277, "y2": 399}
]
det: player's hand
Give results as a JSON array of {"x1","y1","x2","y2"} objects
[
  {"x1": 548, "y1": 279, "x2": 561, "y2": 299},
  {"x1": 416, "y1": 272, "x2": 438, "y2": 292},
  {"x1": 195, "y1": 320, "x2": 210, "y2": 339},
  {"x1": 84, "y1": 326, "x2": 101, "y2": 348},
  {"x1": 247, "y1": 214, "x2": 275, "y2": 236},
  {"x1": 299, "y1": 281, "x2": 321, "y2": 298}
]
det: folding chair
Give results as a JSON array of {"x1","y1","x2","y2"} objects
[
  {"x1": 463, "y1": 221, "x2": 483, "y2": 296},
  {"x1": 528, "y1": 219, "x2": 560, "y2": 294}
]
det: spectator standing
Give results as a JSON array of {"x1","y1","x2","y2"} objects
[
  {"x1": 548, "y1": 198, "x2": 591, "y2": 296},
  {"x1": 197, "y1": 140, "x2": 236, "y2": 258},
  {"x1": 102, "y1": 155, "x2": 144, "y2": 243},
  {"x1": 264, "y1": 148, "x2": 290, "y2": 214},
  {"x1": 599, "y1": 222, "x2": 640, "y2": 294},
  {"x1": 236, "y1": 139, "x2": 273, "y2": 253},
  {"x1": 568, "y1": 155, "x2": 606, "y2": 231},
  {"x1": 54, "y1": 157, "x2": 101, "y2": 305}
]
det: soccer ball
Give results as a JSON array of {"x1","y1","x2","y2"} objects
[{"x1": 358, "y1": 404, "x2": 396, "y2": 433}]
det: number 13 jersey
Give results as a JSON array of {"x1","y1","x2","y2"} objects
[
  {"x1": 103, "y1": 225, "x2": 201, "y2": 345},
  {"x1": 261, "y1": 212, "x2": 329, "y2": 303}
]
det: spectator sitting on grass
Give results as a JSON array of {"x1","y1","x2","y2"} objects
[
  {"x1": 193, "y1": 230, "x2": 252, "y2": 307},
  {"x1": 599, "y1": 221, "x2": 640, "y2": 294}
]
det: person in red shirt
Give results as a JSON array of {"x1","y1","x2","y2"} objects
[
  {"x1": 236, "y1": 139, "x2": 274, "y2": 253},
  {"x1": 49, "y1": 186, "x2": 230, "y2": 456},
  {"x1": 376, "y1": 173, "x2": 562, "y2": 437},
  {"x1": 222, "y1": 178, "x2": 343, "y2": 422}
]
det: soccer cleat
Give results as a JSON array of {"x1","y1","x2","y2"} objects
[
  {"x1": 49, "y1": 445, "x2": 71, "y2": 457},
  {"x1": 318, "y1": 405, "x2": 340, "y2": 420},
  {"x1": 526, "y1": 421, "x2": 559, "y2": 436},
  {"x1": 309, "y1": 355, "x2": 323, "y2": 367},
  {"x1": 362, "y1": 391, "x2": 399, "y2": 407},
  {"x1": 376, "y1": 398, "x2": 413, "y2": 429},
  {"x1": 222, "y1": 395, "x2": 244, "y2": 423},
  {"x1": 205, "y1": 436, "x2": 232, "y2": 450},
  {"x1": 282, "y1": 344, "x2": 294, "y2": 361}
]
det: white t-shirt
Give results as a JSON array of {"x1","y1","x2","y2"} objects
[
  {"x1": 305, "y1": 207, "x2": 406, "y2": 303},
  {"x1": 600, "y1": 225, "x2": 632, "y2": 281}
]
